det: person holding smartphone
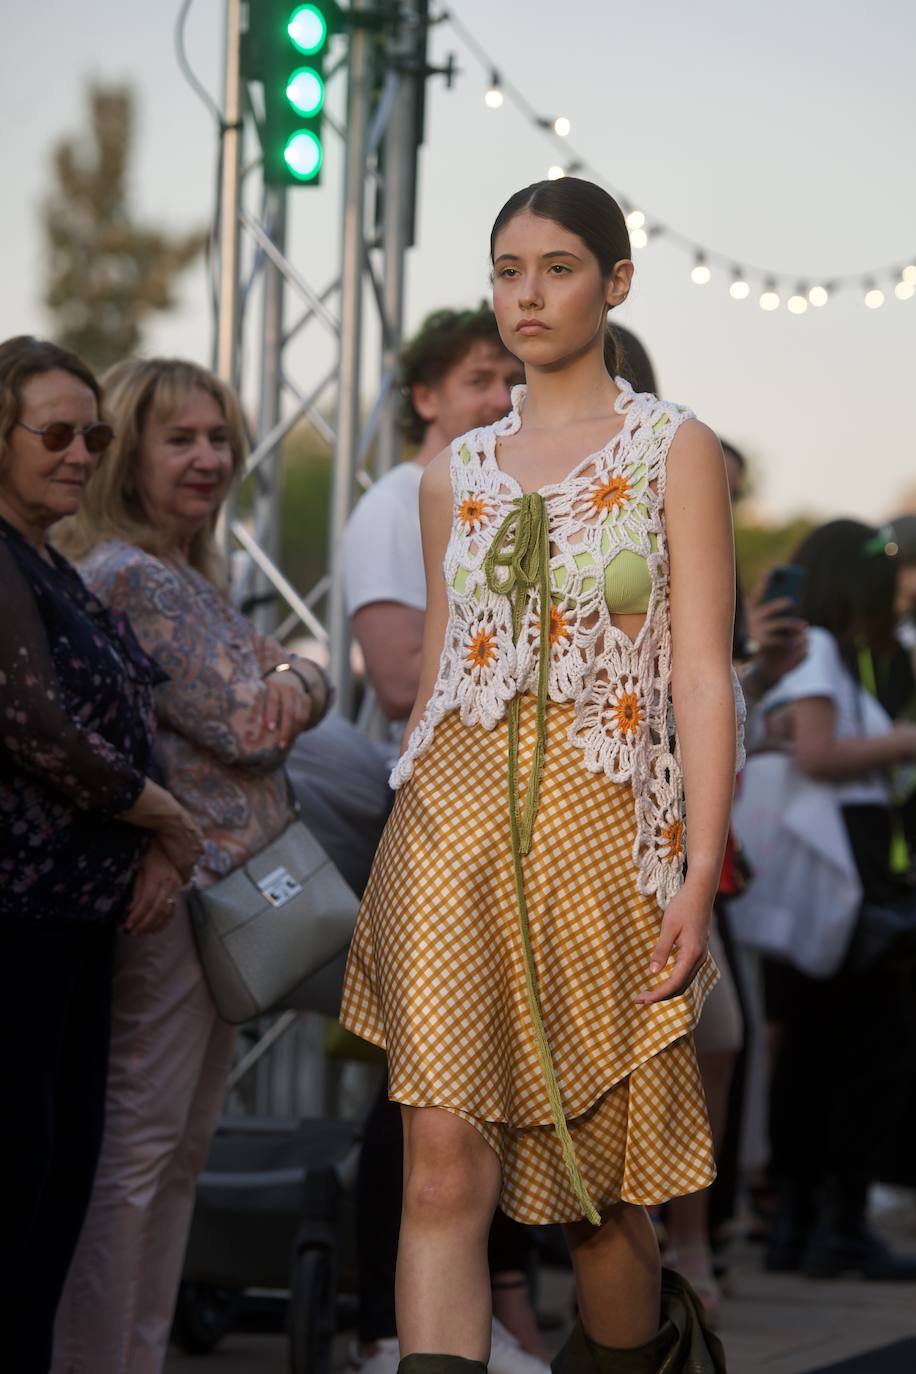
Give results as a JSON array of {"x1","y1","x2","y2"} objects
[{"x1": 758, "y1": 520, "x2": 916, "y2": 1279}]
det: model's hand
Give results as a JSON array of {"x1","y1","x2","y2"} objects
[
  {"x1": 125, "y1": 840, "x2": 184, "y2": 935},
  {"x1": 637, "y1": 881, "x2": 712, "y2": 1005}
]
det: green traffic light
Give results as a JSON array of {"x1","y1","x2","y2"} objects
[
  {"x1": 288, "y1": 4, "x2": 327, "y2": 55},
  {"x1": 285, "y1": 66, "x2": 324, "y2": 117},
  {"x1": 284, "y1": 129, "x2": 323, "y2": 181}
]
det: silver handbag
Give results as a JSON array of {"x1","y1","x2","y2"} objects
[{"x1": 188, "y1": 795, "x2": 359, "y2": 1025}]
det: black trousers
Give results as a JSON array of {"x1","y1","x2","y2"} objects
[
  {"x1": 356, "y1": 1080, "x2": 534, "y2": 1342},
  {"x1": 766, "y1": 806, "x2": 916, "y2": 1198},
  {"x1": 0, "y1": 918, "x2": 115, "y2": 1373}
]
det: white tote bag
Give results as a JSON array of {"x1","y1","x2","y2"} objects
[{"x1": 728, "y1": 751, "x2": 862, "y2": 978}]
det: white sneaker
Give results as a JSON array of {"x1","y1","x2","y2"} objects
[
  {"x1": 347, "y1": 1337, "x2": 401, "y2": 1374},
  {"x1": 489, "y1": 1318, "x2": 550, "y2": 1374}
]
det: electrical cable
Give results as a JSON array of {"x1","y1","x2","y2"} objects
[
  {"x1": 440, "y1": 6, "x2": 916, "y2": 307},
  {"x1": 174, "y1": 0, "x2": 226, "y2": 128}
]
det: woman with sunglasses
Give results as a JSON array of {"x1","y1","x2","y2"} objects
[
  {"x1": 0, "y1": 335, "x2": 204, "y2": 1374},
  {"x1": 52, "y1": 356, "x2": 332, "y2": 1374}
]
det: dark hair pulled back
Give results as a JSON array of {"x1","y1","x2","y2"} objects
[
  {"x1": 489, "y1": 178, "x2": 631, "y2": 377},
  {"x1": 792, "y1": 518, "x2": 898, "y2": 649}
]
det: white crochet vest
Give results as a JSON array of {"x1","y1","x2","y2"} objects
[{"x1": 391, "y1": 378, "x2": 745, "y2": 908}]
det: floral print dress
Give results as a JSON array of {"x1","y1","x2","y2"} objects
[{"x1": 0, "y1": 517, "x2": 160, "y2": 924}]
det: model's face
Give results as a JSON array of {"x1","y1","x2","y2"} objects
[
  {"x1": 491, "y1": 210, "x2": 633, "y2": 372},
  {"x1": 135, "y1": 388, "x2": 235, "y2": 540},
  {"x1": 0, "y1": 370, "x2": 101, "y2": 530},
  {"x1": 413, "y1": 339, "x2": 523, "y2": 445}
]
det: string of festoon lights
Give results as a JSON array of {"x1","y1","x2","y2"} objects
[{"x1": 442, "y1": 8, "x2": 916, "y2": 314}]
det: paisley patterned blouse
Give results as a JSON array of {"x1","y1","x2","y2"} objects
[
  {"x1": 0, "y1": 516, "x2": 160, "y2": 923},
  {"x1": 80, "y1": 540, "x2": 304, "y2": 883}
]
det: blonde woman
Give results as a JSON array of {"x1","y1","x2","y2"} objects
[{"x1": 53, "y1": 358, "x2": 332, "y2": 1374}]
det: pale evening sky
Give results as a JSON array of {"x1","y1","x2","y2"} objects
[{"x1": 2, "y1": 0, "x2": 914, "y2": 523}]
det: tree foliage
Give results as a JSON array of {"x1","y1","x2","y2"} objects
[
  {"x1": 43, "y1": 83, "x2": 205, "y2": 373},
  {"x1": 735, "y1": 515, "x2": 816, "y2": 592}
]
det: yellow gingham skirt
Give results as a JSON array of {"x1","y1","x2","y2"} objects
[{"x1": 340, "y1": 698, "x2": 717, "y2": 1225}]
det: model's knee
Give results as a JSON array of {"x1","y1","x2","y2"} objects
[{"x1": 404, "y1": 1143, "x2": 494, "y2": 1231}]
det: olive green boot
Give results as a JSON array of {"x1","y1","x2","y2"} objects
[
  {"x1": 550, "y1": 1270, "x2": 726, "y2": 1373},
  {"x1": 399, "y1": 1357, "x2": 488, "y2": 1374}
]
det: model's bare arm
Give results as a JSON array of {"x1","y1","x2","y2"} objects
[
  {"x1": 400, "y1": 450, "x2": 453, "y2": 751},
  {"x1": 639, "y1": 420, "x2": 737, "y2": 1004},
  {"x1": 353, "y1": 602, "x2": 425, "y2": 722}
]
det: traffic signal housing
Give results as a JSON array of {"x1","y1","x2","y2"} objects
[{"x1": 244, "y1": 2, "x2": 338, "y2": 187}]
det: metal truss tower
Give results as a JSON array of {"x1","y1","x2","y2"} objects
[{"x1": 213, "y1": 0, "x2": 442, "y2": 714}]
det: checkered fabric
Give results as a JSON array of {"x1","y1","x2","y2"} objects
[{"x1": 340, "y1": 698, "x2": 718, "y2": 1225}]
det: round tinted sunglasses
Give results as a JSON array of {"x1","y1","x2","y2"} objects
[{"x1": 17, "y1": 419, "x2": 114, "y2": 455}]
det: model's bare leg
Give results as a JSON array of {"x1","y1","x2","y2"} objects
[
  {"x1": 663, "y1": 1048, "x2": 736, "y2": 1322},
  {"x1": 397, "y1": 1106, "x2": 502, "y2": 1360},
  {"x1": 564, "y1": 1202, "x2": 661, "y2": 1347}
]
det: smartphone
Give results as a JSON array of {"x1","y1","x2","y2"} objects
[{"x1": 762, "y1": 563, "x2": 806, "y2": 612}]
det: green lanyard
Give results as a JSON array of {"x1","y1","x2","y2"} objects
[
  {"x1": 856, "y1": 642, "x2": 910, "y2": 876},
  {"x1": 483, "y1": 495, "x2": 600, "y2": 1225}
]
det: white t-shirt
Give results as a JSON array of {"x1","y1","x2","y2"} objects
[
  {"x1": 342, "y1": 462, "x2": 426, "y2": 617},
  {"x1": 761, "y1": 625, "x2": 892, "y2": 805}
]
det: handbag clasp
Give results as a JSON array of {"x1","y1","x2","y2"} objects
[{"x1": 256, "y1": 865, "x2": 304, "y2": 908}]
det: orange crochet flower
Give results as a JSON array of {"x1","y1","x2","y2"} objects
[
  {"x1": 537, "y1": 604, "x2": 571, "y2": 646},
  {"x1": 465, "y1": 627, "x2": 497, "y2": 671},
  {"x1": 660, "y1": 819, "x2": 685, "y2": 862},
  {"x1": 457, "y1": 494, "x2": 490, "y2": 532},
  {"x1": 591, "y1": 474, "x2": 631, "y2": 513},
  {"x1": 612, "y1": 690, "x2": 642, "y2": 736}
]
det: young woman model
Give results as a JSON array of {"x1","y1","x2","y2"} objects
[{"x1": 340, "y1": 178, "x2": 739, "y2": 1374}]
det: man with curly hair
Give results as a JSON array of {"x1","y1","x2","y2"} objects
[{"x1": 343, "y1": 306, "x2": 523, "y2": 734}]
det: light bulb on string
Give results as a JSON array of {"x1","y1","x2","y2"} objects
[
  {"x1": 760, "y1": 281, "x2": 781, "y2": 311},
  {"x1": 547, "y1": 165, "x2": 565, "y2": 181},
  {"x1": 630, "y1": 227, "x2": 648, "y2": 250},
  {"x1": 787, "y1": 295, "x2": 808, "y2": 315},
  {"x1": 902, "y1": 265, "x2": 916, "y2": 285},
  {"x1": 484, "y1": 71, "x2": 504, "y2": 109},
  {"x1": 625, "y1": 210, "x2": 645, "y2": 231},
  {"x1": 729, "y1": 269, "x2": 749, "y2": 300},
  {"x1": 895, "y1": 280, "x2": 915, "y2": 301},
  {"x1": 864, "y1": 282, "x2": 884, "y2": 309},
  {"x1": 690, "y1": 253, "x2": 711, "y2": 286},
  {"x1": 553, "y1": 116, "x2": 571, "y2": 137},
  {"x1": 808, "y1": 285, "x2": 829, "y2": 307}
]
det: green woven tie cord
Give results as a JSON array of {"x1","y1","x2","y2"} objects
[{"x1": 483, "y1": 495, "x2": 601, "y2": 1225}]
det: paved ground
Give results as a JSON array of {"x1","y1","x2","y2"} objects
[{"x1": 165, "y1": 1197, "x2": 916, "y2": 1374}]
